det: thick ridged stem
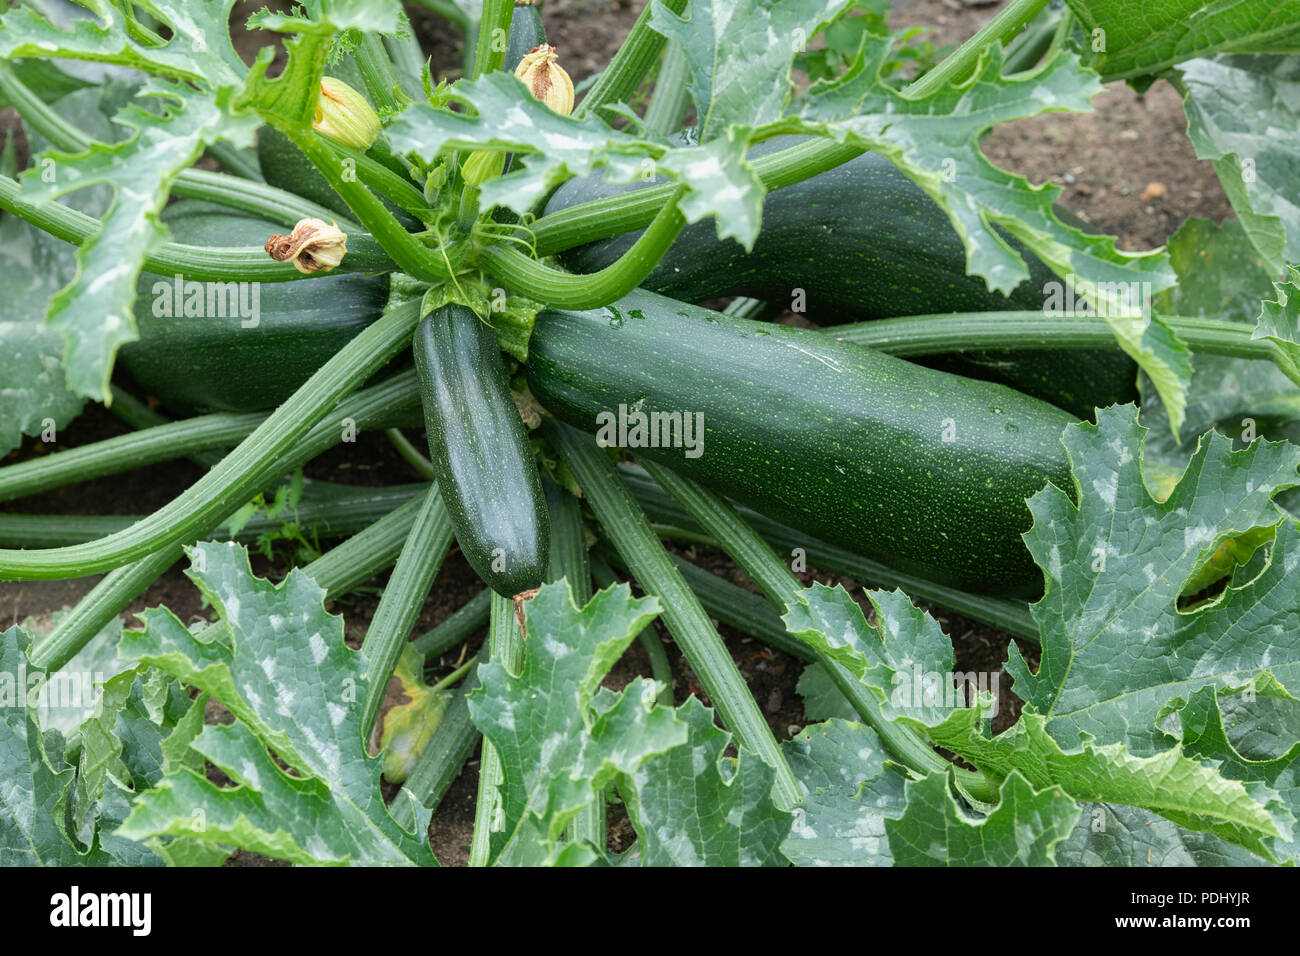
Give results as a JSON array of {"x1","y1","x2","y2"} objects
[{"x1": 572, "y1": 0, "x2": 688, "y2": 122}]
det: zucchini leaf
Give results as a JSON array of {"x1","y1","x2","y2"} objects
[
  {"x1": 617, "y1": 697, "x2": 790, "y2": 866},
  {"x1": 781, "y1": 719, "x2": 1081, "y2": 866},
  {"x1": 466, "y1": 581, "x2": 688, "y2": 865},
  {"x1": 1012, "y1": 405, "x2": 1300, "y2": 758},
  {"x1": 1063, "y1": 1, "x2": 1300, "y2": 81},
  {"x1": 0, "y1": 626, "x2": 165, "y2": 865},
  {"x1": 780, "y1": 35, "x2": 1188, "y2": 432},
  {"x1": 646, "y1": 0, "x2": 855, "y2": 138},
  {"x1": 1178, "y1": 55, "x2": 1300, "y2": 278},
  {"x1": 118, "y1": 542, "x2": 438, "y2": 866}
]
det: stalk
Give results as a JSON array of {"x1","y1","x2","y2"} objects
[
  {"x1": 548, "y1": 421, "x2": 802, "y2": 809},
  {"x1": 355, "y1": 32, "x2": 411, "y2": 114},
  {"x1": 572, "y1": 0, "x2": 688, "y2": 122},
  {"x1": 321, "y1": 138, "x2": 429, "y2": 216},
  {"x1": 361, "y1": 484, "x2": 456, "y2": 733},
  {"x1": 385, "y1": 428, "x2": 440, "y2": 481},
  {"x1": 545, "y1": 480, "x2": 604, "y2": 850},
  {"x1": 902, "y1": 0, "x2": 1052, "y2": 99},
  {"x1": 468, "y1": 592, "x2": 525, "y2": 865},
  {"x1": 0, "y1": 411, "x2": 265, "y2": 504},
  {"x1": 0, "y1": 303, "x2": 424, "y2": 580},
  {"x1": 0, "y1": 484, "x2": 425, "y2": 547},
  {"x1": 472, "y1": 0, "x2": 515, "y2": 79},
  {"x1": 640, "y1": 461, "x2": 1000, "y2": 803},
  {"x1": 478, "y1": 185, "x2": 686, "y2": 308},
  {"x1": 206, "y1": 142, "x2": 263, "y2": 181},
  {"x1": 528, "y1": 139, "x2": 862, "y2": 256},
  {"x1": 28, "y1": 494, "x2": 428, "y2": 672},
  {"x1": 264, "y1": 123, "x2": 449, "y2": 282},
  {"x1": 106, "y1": 385, "x2": 224, "y2": 470},
  {"x1": 412, "y1": 588, "x2": 491, "y2": 659},
  {"x1": 0, "y1": 173, "x2": 390, "y2": 279},
  {"x1": 829, "y1": 311, "x2": 1300, "y2": 387},
  {"x1": 618, "y1": 463, "x2": 1039, "y2": 642},
  {"x1": 643, "y1": 42, "x2": 692, "y2": 136}
]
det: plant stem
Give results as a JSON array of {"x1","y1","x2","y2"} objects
[
  {"x1": 268, "y1": 124, "x2": 449, "y2": 281},
  {"x1": 479, "y1": 185, "x2": 686, "y2": 308},
  {"x1": 902, "y1": 0, "x2": 1051, "y2": 99},
  {"x1": 618, "y1": 463, "x2": 1039, "y2": 642},
  {"x1": 206, "y1": 141, "x2": 263, "y2": 181},
  {"x1": 469, "y1": 592, "x2": 524, "y2": 865},
  {"x1": 28, "y1": 493, "x2": 428, "y2": 672},
  {"x1": 545, "y1": 480, "x2": 605, "y2": 850},
  {"x1": 361, "y1": 483, "x2": 455, "y2": 733},
  {"x1": 0, "y1": 173, "x2": 391, "y2": 279},
  {"x1": 384, "y1": 30, "x2": 428, "y2": 100},
  {"x1": 643, "y1": 41, "x2": 692, "y2": 136},
  {"x1": 0, "y1": 303, "x2": 424, "y2": 580},
  {"x1": 472, "y1": 0, "x2": 515, "y2": 79},
  {"x1": 641, "y1": 461, "x2": 999, "y2": 803},
  {"x1": 106, "y1": 385, "x2": 225, "y2": 470},
  {"x1": 1001, "y1": 5, "x2": 1068, "y2": 74},
  {"x1": 0, "y1": 411, "x2": 264, "y2": 504},
  {"x1": 529, "y1": 139, "x2": 862, "y2": 256},
  {"x1": 355, "y1": 32, "x2": 411, "y2": 114},
  {"x1": 322, "y1": 137, "x2": 429, "y2": 216},
  {"x1": 548, "y1": 421, "x2": 803, "y2": 809},
  {"x1": 829, "y1": 311, "x2": 1300, "y2": 387},
  {"x1": 590, "y1": 557, "x2": 674, "y2": 705},
  {"x1": 385, "y1": 428, "x2": 440, "y2": 481},
  {"x1": 572, "y1": 0, "x2": 688, "y2": 122},
  {"x1": 413, "y1": 587, "x2": 491, "y2": 660},
  {"x1": 0, "y1": 484, "x2": 425, "y2": 547}
]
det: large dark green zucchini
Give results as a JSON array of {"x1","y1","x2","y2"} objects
[
  {"x1": 505, "y1": 0, "x2": 546, "y2": 71},
  {"x1": 413, "y1": 304, "x2": 549, "y2": 596},
  {"x1": 526, "y1": 290, "x2": 1075, "y2": 597},
  {"x1": 119, "y1": 202, "x2": 389, "y2": 414},
  {"x1": 543, "y1": 137, "x2": 1137, "y2": 420}
]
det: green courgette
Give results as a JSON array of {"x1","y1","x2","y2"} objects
[
  {"x1": 526, "y1": 289, "x2": 1075, "y2": 597},
  {"x1": 119, "y1": 202, "x2": 389, "y2": 415},
  {"x1": 543, "y1": 137, "x2": 1136, "y2": 420},
  {"x1": 505, "y1": 0, "x2": 546, "y2": 72},
  {"x1": 413, "y1": 303, "x2": 550, "y2": 596}
]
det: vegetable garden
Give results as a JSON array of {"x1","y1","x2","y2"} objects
[{"x1": 2, "y1": 0, "x2": 1300, "y2": 868}]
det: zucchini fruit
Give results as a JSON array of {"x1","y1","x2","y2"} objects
[
  {"x1": 413, "y1": 304, "x2": 549, "y2": 596},
  {"x1": 119, "y1": 202, "x2": 389, "y2": 414},
  {"x1": 526, "y1": 290, "x2": 1074, "y2": 597},
  {"x1": 543, "y1": 138, "x2": 1136, "y2": 420},
  {"x1": 505, "y1": 0, "x2": 546, "y2": 71}
]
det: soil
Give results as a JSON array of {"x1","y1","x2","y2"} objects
[{"x1": 0, "y1": 0, "x2": 1235, "y2": 865}]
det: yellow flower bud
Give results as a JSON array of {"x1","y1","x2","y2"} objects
[
  {"x1": 313, "y1": 76, "x2": 380, "y2": 150},
  {"x1": 264, "y1": 218, "x2": 348, "y2": 274},
  {"x1": 461, "y1": 150, "x2": 506, "y2": 187},
  {"x1": 514, "y1": 44, "x2": 574, "y2": 117}
]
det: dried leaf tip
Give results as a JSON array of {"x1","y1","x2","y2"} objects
[
  {"x1": 265, "y1": 218, "x2": 348, "y2": 274},
  {"x1": 314, "y1": 76, "x2": 380, "y2": 150},
  {"x1": 514, "y1": 44, "x2": 574, "y2": 117}
]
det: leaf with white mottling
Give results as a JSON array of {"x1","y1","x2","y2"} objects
[
  {"x1": 1008, "y1": 405, "x2": 1300, "y2": 759},
  {"x1": 1179, "y1": 55, "x2": 1300, "y2": 277},
  {"x1": 118, "y1": 542, "x2": 436, "y2": 866}
]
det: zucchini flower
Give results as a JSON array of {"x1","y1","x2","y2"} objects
[
  {"x1": 515, "y1": 44, "x2": 574, "y2": 116},
  {"x1": 265, "y1": 218, "x2": 348, "y2": 274},
  {"x1": 313, "y1": 76, "x2": 380, "y2": 150}
]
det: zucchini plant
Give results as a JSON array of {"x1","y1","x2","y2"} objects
[{"x1": 2, "y1": 0, "x2": 1300, "y2": 868}]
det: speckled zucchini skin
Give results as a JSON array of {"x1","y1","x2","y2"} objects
[
  {"x1": 526, "y1": 290, "x2": 1075, "y2": 597},
  {"x1": 543, "y1": 137, "x2": 1136, "y2": 421},
  {"x1": 414, "y1": 304, "x2": 549, "y2": 597}
]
